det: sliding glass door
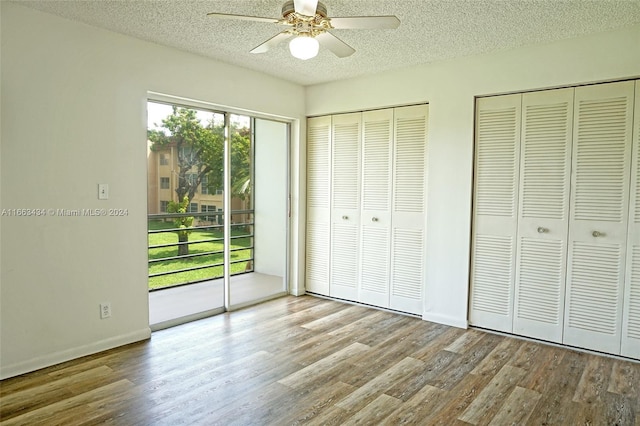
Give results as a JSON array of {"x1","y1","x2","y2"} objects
[{"x1": 147, "y1": 100, "x2": 289, "y2": 328}]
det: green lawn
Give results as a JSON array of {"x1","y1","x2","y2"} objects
[{"x1": 148, "y1": 220, "x2": 252, "y2": 290}]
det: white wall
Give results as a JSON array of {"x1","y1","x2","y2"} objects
[
  {"x1": 254, "y1": 118, "x2": 288, "y2": 278},
  {"x1": 306, "y1": 24, "x2": 640, "y2": 328},
  {"x1": 0, "y1": 3, "x2": 305, "y2": 379}
]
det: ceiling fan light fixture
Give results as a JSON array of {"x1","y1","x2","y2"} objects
[
  {"x1": 208, "y1": 0, "x2": 399, "y2": 59},
  {"x1": 289, "y1": 35, "x2": 319, "y2": 60}
]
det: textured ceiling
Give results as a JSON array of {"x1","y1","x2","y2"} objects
[{"x1": 13, "y1": 0, "x2": 640, "y2": 86}]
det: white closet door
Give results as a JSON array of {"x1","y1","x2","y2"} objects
[
  {"x1": 390, "y1": 105, "x2": 429, "y2": 315},
  {"x1": 469, "y1": 94, "x2": 522, "y2": 332},
  {"x1": 359, "y1": 108, "x2": 393, "y2": 308},
  {"x1": 330, "y1": 113, "x2": 362, "y2": 300},
  {"x1": 564, "y1": 81, "x2": 635, "y2": 354},
  {"x1": 306, "y1": 116, "x2": 332, "y2": 295},
  {"x1": 513, "y1": 88, "x2": 573, "y2": 343},
  {"x1": 622, "y1": 80, "x2": 640, "y2": 359}
]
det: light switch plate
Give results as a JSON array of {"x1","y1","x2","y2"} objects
[{"x1": 98, "y1": 183, "x2": 109, "y2": 200}]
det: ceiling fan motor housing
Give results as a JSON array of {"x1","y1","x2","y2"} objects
[
  {"x1": 282, "y1": 1, "x2": 328, "y2": 18},
  {"x1": 281, "y1": 1, "x2": 331, "y2": 37}
]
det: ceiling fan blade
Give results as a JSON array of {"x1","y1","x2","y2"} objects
[
  {"x1": 207, "y1": 12, "x2": 279, "y2": 24},
  {"x1": 316, "y1": 32, "x2": 355, "y2": 58},
  {"x1": 329, "y1": 16, "x2": 401, "y2": 29},
  {"x1": 293, "y1": 0, "x2": 318, "y2": 16},
  {"x1": 250, "y1": 31, "x2": 293, "y2": 54}
]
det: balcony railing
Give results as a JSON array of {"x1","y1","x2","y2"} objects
[{"x1": 148, "y1": 210, "x2": 254, "y2": 291}]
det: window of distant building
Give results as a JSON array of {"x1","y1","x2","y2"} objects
[
  {"x1": 201, "y1": 204, "x2": 216, "y2": 222},
  {"x1": 160, "y1": 177, "x2": 170, "y2": 189},
  {"x1": 160, "y1": 153, "x2": 169, "y2": 166},
  {"x1": 217, "y1": 207, "x2": 223, "y2": 225},
  {"x1": 188, "y1": 203, "x2": 198, "y2": 213},
  {"x1": 179, "y1": 146, "x2": 195, "y2": 163},
  {"x1": 201, "y1": 175, "x2": 209, "y2": 195},
  {"x1": 160, "y1": 200, "x2": 169, "y2": 212}
]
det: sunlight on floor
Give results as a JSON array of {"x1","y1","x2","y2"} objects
[{"x1": 149, "y1": 272, "x2": 286, "y2": 330}]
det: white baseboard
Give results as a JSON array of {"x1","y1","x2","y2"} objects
[
  {"x1": 422, "y1": 312, "x2": 468, "y2": 329},
  {"x1": 0, "y1": 327, "x2": 151, "y2": 380},
  {"x1": 290, "y1": 287, "x2": 306, "y2": 296}
]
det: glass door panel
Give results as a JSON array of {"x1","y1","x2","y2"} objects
[
  {"x1": 229, "y1": 117, "x2": 289, "y2": 307},
  {"x1": 147, "y1": 101, "x2": 226, "y2": 328}
]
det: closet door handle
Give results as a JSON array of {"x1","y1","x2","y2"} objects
[
  {"x1": 342, "y1": 215, "x2": 349, "y2": 220},
  {"x1": 371, "y1": 217, "x2": 379, "y2": 222},
  {"x1": 592, "y1": 230, "x2": 604, "y2": 237},
  {"x1": 537, "y1": 227, "x2": 548, "y2": 234}
]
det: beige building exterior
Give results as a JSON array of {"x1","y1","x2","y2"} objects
[
  {"x1": 147, "y1": 142, "x2": 248, "y2": 223},
  {"x1": 147, "y1": 142, "x2": 223, "y2": 218}
]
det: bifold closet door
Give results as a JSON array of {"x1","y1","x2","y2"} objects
[
  {"x1": 389, "y1": 105, "x2": 429, "y2": 315},
  {"x1": 306, "y1": 116, "x2": 332, "y2": 295},
  {"x1": 469, "y1": 94, "x2": 522, "y2": 332},
  {"x1": 513, "y1": 88, "x2": 573, "y2": 343},
  {"x1": 564, "y1": 80, "x2": 635, "y2": 354},
  {"x1": 359, "y1": 108, "x2": 393, "y2": 308},
  {"x1": 330, "y1": 113, "x2": 362, "y2": 300},
  {"x1": 622, "y1": 80, "x2": 640, "y2": 358}
]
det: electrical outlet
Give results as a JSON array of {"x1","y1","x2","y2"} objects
[{"x1": 100, "y1": 302, "x2": 112, "y2": 319}]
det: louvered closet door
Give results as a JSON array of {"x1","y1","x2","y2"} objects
[
  {"x1": 564, "y1": 81, "x2": 635, "y2": 354},
  {"x1": 389, "y1": 104, "x2": 429, "y2": 315},
  {"x1": 469, "y1": 94, "x2": 522, "y2": 332},
  {"x1": 622, "y1": 80, "x2": 640, "y2": 359},
  {"x1": 330, "y1": 113, "x2": 362, "y2": 300},
  {"x1": 359, "y1": 108, "x2": 393, "y2": 308},
  {"x1": 306, "y1": 116, "x2": 332, "y2": 295},
  {"x1": 513, "y1": 88, "x2": 573, "y2": 343}
]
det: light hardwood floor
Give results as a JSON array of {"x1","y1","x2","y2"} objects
[{"x1": 1, "y1": 295, "x2": 639, "y2": 425}]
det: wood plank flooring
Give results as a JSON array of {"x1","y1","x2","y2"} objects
[{"x1": 1, "y1": 295, "x2": 639, "y2": 425}]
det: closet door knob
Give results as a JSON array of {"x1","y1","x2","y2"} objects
[
  {"x1": 537, "y1": 227, "x2": 548, "y2": 234},
  {"x1": 372, "y1": 217, "x2": 379, "y2": 222},
  {"x1": 342, "y1": 215, "x2": 349, "y2": 220},
  {"x1": 592, "y1": 230, "x2": 604, "y2": 237}
]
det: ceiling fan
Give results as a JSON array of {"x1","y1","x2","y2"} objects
[{"x1": 207, "y1": 0, "x2": 400, "y2": 60}]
